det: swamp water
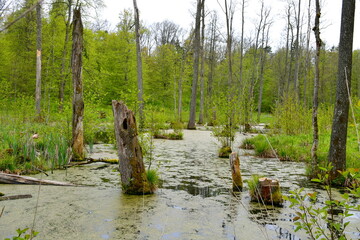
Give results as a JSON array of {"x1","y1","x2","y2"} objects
[{"x1": 1, "y1": 130, "x2": 359, "y2": 239}]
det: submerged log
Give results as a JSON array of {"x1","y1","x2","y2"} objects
[
  {"x1": 0, "y1": 173, "x2": 75, "y2": 186},
  {"x1": 229, "y1": 152, "x2": 242, "y2": 191},
  {"x1": 112, "y1": 100, "x2": 153, "y2": 195},
  {"x1": 0, "y1": 194, "x2": 32, "y2": 201},
  {"x1": 250, "y1": 177, "x2": 283, "y2": 206}
]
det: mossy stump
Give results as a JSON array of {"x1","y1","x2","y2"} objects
[
  {"x1": 250, "y1": 177, "x2": 283, "y2": 206},
  {"x1": 219, "y1": 146, "x2": 232, "y2": 158},
  {"x1": 229, "y1": 152, "x2": 243, "y2": 192},
  {"x1": 112, "y1": 100, "x2": 153, "y2": 195}
]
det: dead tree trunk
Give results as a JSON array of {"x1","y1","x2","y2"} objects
[
  {"x1": 112, "y1": 100, "x2": 153, "y2": 195},
  {"x1": 71, "y1": 7, "x2": 85, "y2": 161},
  {"x1": 59, "y1": 0, "x2": 72, "y2": 111},
  {"x1": 311, "y1": 0, "x2": 321, "y2": 173},
  {"x1": 188, "y1": 0, "x2": 205, "y2": 129},
  {"x1": 229, "y1": 152, "x2": 242, "y2": 191},
  {"x1": 0, "y1": 173, "x2": 74, "y2": 186},
  {"x1": 198, "y1": 3, "x2": 205, "y2": 124},
  {"x1": 133, "y1": 0, "x2": 144, "y2": 129},
  {"x1": 35, "y1": 2, "x2": 42, "y2": 118}
]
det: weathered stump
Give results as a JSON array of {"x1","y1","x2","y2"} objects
[
  {"x1": 112, "y1": 100, "x2": 153, "y2": 195},
  {"x1": 250, "y1": 177, "x2": 283, "y2": 206},
  {"x1": 229, "y1": 152, "x2": 242, "y2": 191}
]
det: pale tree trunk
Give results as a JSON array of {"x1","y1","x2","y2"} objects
[
  {"x1": 293, "y1": 0, "x2": 301, "y2": 99},
  {"x1": 59, "y1": 0, "x2": 72, "y2": 110},
  {"x1": 303, "y1": 0, "x2": 312, "y2": 107},
  {"x1": 239, "y1": 0, "x2": 245, "y2": 88},
  {"x1": 328, "y1": 0, "x2": 355, "y2": 180},
  {"x1": 178, "y1": 51, "x2": 185, "y2": 122},
  {"x1": 207, "y1": 11, "x2": 218, "y2": 125},
  {"x1": 279, "y1": 5, "x2": 291, "y2": 98},
  {"x1": 224, "y1": 0, "x2": 234, "y2": 87},
  {"x1": 112, "y1": 100, "x2": 152, "y2": 194},
  {"x1": 133, "y1": 0, "x2": 144, "y2": 129},
  {"x1": 71, "y1": 7, "x2": 85, "y2": 161},
  {"x1": 198, "y1": 3, "x2": 205, "y2": 124},
  {"x1": 257, "y1": 18, "x2": 271, "y2": 122},
  {"x1": 311, "y1": 0, "x2": 321, "y2": 173},
  {"x1": 245, "y1": 0, "x2": 263, "y2": 127},
  {"x1": 35, "y1": 2, "x2": 42, "y2": 118},
  {"x1": 188, "y1": 0, "x2": 205, "y2": 129}
]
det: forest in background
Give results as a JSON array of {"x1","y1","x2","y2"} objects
[{"x1": 0, "y1": 0, "x2": 359, "y2": 176}]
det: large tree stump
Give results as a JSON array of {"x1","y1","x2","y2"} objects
[
  {"x1": 112, "y1": 100, "x2": 152, "y2": 195},
  {"x1": 250, "y1": 177, "x2": 283, "y2": 206},
  {"x1": 229, "y1": 152, "x2": 242, "y2": 191}
]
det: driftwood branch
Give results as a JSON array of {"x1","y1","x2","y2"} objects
[
  {"x1": 0, "y1": 173, "x2": 75, "y2": 186},
  {"x1": 0, "y1": 194, "x2": 32, "y2": 201}
]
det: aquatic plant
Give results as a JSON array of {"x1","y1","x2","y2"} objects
[{"x1": 146, "y1": 169, "x2": 159, "y2": 190}]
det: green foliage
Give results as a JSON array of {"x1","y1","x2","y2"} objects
[
  {"x1": 273, "y1": 94, "x2": 312, "y2": 135},
  {"x1": 247, "y1": 174, "x2": 262, "y2": 196},
  {"x1": 5, "y1": 228, "x2": 38, "y2": 240},
  {"x1": 284, "y1": 164, "x2": 360, "y2": 240}
]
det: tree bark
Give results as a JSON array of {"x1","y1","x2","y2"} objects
[
  {"x1": 35, "y1": 2, "x2": 42, "y2": 118},
  {"x1": 59, "y1": 0, "x2": 72, "y2": 111},
  {"x1": 328, "y1": 0, "x2": 355, "y2": 179},
  {"x1": 112, "y1": 100, "x2": 153, "y2": 194},
  {"x1": 133, "y1": 0, "x2": 144, "y2": 129},
  {"x1": 311, "y1": 0, "x2": 321, "y2": 173},
  {"x1": 188, "y1": 0, "x2": 205, "y2": 129},
  {"x1": 293, "y1": 0, "x2": 301, "y2": 98},
  {"x1": 71, "y1": 7, "x2": 85, "y2": 161},
  {"x1": 229, "y1": 152, "x2": 242, "y2": 191},
  {"x1": 198, "y1": 3, "x2": 205, "y2": 124}
]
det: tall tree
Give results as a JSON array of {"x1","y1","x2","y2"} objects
[
  {"x1": 188, "y1": 0, "x2": 205, "y2": 129},
  {"x1": 311, "y1": 0, "x2": 321, "y2": 172},
  {"x1": 71, "y1": 7, "x2": 85, "y2": 160},
  {"x1": 59, "y1": 0, "x2": 72, "y2": 110},
  {"x1": 198, "y1": 2, "x2": 205, "y2": 124},
  {"x1": 133, "y1": 0, "x2": 144, "y2": 129},
  {"x1": 328, "y1": 0, "x2": 355, "y2": 179},
  {"x1": 35, "y1": 1, "x2": 42, "y2": 118}
]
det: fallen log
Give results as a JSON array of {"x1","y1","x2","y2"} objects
[
  {"x1": 0, "y1": 194, "x2": 32, "y2": 201},
  {"x1": 0, "y1": 173, "x2": 75, "y2": 186}
]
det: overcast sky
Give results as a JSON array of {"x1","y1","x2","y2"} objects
[{"x1": 100, "y1": 0, "x2": 359, "y2": 50}]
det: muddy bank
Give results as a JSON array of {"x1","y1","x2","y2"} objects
[{"x1": 0, "y1": 130, "x2": 359, "y2": 239}]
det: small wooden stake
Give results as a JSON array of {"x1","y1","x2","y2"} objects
[{"x1": 229, "y1": 152, "x2": 242, "y2": 191}]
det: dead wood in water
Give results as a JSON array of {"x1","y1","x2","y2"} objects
[
  {"x1": 229, "y1": 152, "x2": 242, "y2": 191},
  {"x1": 0, "y1": 194, "x2": 32, "y2": 201},
  {"x1": 0, "y1": 173, "x2": 75, "y2": 186}
]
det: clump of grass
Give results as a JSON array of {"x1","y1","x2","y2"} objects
[{"x1": 146, "y1": 169, "x2": 159, "y2": 191}]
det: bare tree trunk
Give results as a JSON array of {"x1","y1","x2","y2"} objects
[
  {"x1": 71, "y1": 7, "x2": 85, "y2": 161},
  {"x1": 59, "y1": 0, "x2": 72, "y2": 110},
  {"x1": 293, "y1": 0, "x2": 301, "y2": 99},
  {"x1": 133, "y1": 0, "x2": 144, "y2": 129},
  {"x1": 112, "y1": 100, "x2": 152, "y2": 194},
  {"x1": 239, "y1": 0, "x2": 245, "y2": 88},
  {"x1": 224, "y1": 0, "x2": 234, "y2": 86},
  {"x1": 188, "y1": 0, "x2": 205, "y2": 129},
  {"x1": 35, "y1": 2, "x2": 42, "y2": 118},
  {"x1": 207, "y1": 11, "x2": 218, "y2": 125},
  {"x1": 198, "y1": 3, "x2": 205, "y2": 124},
  {"x1": 311, "y1": 0, "x2": 321, "y2": 174},
  {"x1": 328, "y1": 0, "x2": 355, "y2": 180},
  {"x1": 303, "y1": 0, "x2": 312, "y2": 107},
  {"x1": 257, "y1": 20, "x2": 271, "y2": 122}
]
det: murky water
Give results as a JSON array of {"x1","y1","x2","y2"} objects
[{"x1": 1, "y1": 130, "x2": 359, "y2": 239}]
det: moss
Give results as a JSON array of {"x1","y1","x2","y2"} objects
[{"x1": 218, "y1": 146, "x2": 232, "y2": 158}]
